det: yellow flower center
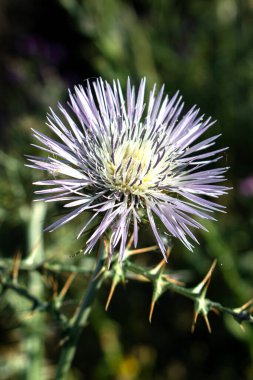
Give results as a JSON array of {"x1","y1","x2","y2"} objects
[{"x1": 103, "y1": 139, "x2": 161, "y2": 195}]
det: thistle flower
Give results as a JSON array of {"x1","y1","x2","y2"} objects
[{"x1": 28, "y1": 78, "x2": 228, "y2": 261}]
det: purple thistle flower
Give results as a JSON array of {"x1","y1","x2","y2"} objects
[{"x1": 27, "y1": 77, "x2": 229, "y2": 261}]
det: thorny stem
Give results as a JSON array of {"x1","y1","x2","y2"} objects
[
  {"x1": 1, "y1": 252, "x2": 252, "y2": 326},
  {"x1": 1, "y1": 242, "x2": 253, "y2": 377},
  {"x1": 125, "y1": 261, "x2": 253, "y2": 323},
  {"x1": 126, "y1": 261, "x2": 196, "y2": 298},
  {"x1": 54, "y1": 240, "x2": 105, "y2": 380}
]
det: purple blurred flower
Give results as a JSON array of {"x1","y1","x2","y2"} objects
[
  {"x1": 17, "y1": 35, "x2": 66, "y2": 65},
  {"x1": 239, "y1": 175, "x2": 253, "y2": 197},
  {"x1": 27, "y1": 78, "x2": 228, "y2": 261}
]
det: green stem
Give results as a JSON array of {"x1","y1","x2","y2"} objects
[
  {"x1": 126, "y1": 261, "x2": 253, "y2": 323},
  {"x1": 0, "y1": 258, "x2": 95, "y2": 275},
  {"x1": 24, "y1": 202, "x2": 47, "y2": 380},
  {"x1": 55, "y1": 241, "x2": 105, "y2": 380},
  {"x1": 0, "y1": 280, "x2": 47, "y2": 310}
]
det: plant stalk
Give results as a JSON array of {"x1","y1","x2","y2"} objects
[{"x1": 55, "y1": 241, "x2": 105, "y2": 380}]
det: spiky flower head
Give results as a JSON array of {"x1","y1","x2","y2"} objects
[{"x1": 28, "y1": 77, "x2": 228, "y2": 261}]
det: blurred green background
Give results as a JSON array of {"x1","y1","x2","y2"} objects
[{"x1": 1, "y1": 0, "x2": 253, "y2": 379}]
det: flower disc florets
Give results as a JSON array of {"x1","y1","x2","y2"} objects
[{"x1": 28, "y1": 77, "x2": 229, "y2": 261}]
